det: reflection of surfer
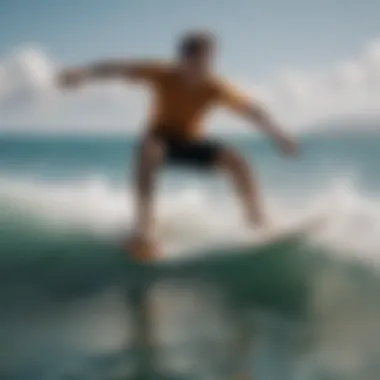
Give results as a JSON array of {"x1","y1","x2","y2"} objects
[{"x1": 58, "y1": 30, "x2": 298, "y2": 259}]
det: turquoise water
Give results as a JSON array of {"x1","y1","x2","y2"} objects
[{"x1": 1, "y1": 131, "x2": 380, "y2": 380}]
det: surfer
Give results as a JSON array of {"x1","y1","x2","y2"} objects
[{"x1": 58, "y1": 30, "x2": 297, "y2": 258}]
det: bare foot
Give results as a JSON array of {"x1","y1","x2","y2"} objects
[
  {"x1": 246, "y1": 212, "x2": 279, "y2": 241},
  {"x1": 247, "y1": 210, "x2": 273, "y2": 230},
  {"x1": 123, "y1": 233, "x2": 161, "y2": 262}
]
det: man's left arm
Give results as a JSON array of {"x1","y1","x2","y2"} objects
[{"x1": 216, "y1": 79, "x2": 297, "y2": 155}]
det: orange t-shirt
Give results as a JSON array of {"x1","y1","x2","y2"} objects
[{"x1": 127, "y1": 61, "x2": 252, "y2": 140}]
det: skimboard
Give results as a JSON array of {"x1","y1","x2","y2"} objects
[
  {"x1": 247, "y1": 213, "x2": 326, "y2": 246},
  {"x1": 124, "y1": 213, "x2": 326, "y2": 266},
  {"x1": 122, "y1": 213, "x2": 327, "y2": 297},
  {"x1": 172, "y1": 213, "x2": 327, "y2": 259}
]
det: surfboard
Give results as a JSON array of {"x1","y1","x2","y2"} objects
[
  {"x1": 123, "y1": 213, "x2": 326, "y2": 267},
  {"x1": 243, "y1": 213, "x2": 326, "y2": 247},
  {"x1": 122, "y1": 216, "x2": 321, "y2": 295},
  {"x1": 155, "y1": 213, "x2": 327, "y2": 265}
]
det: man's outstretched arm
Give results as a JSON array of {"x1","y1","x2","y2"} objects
[
  {"x1": 244, "y1": 101, "x2": 297, "y2": 155},
  {"x1": 217, "y1": 79, "x2": 297, "y2": 155},
  {"x1": 58, "y1": 60, "x2": 163, "y2": 87}
]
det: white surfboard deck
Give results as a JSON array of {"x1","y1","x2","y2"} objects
[
  {"x1": 247, "y1": 213, "x2": 326, "y2": 245},
  {"x1": 157, "y1": 213, "x2": 327, "y2": 264}
]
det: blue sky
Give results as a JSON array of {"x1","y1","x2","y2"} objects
[
  {"x1": 1, "y1": 0, "x2": 379, "y2": 80},
  {"x1": 1, "y1": 0, "x2": 380, "y2": 131}
]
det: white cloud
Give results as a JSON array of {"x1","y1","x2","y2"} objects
[
  {"x1": 1, "y1": 38, "x2": 380, "y2": 133},
  {"x1": 250, "y1": 38, "x2": 380, "y2": 129},
  {"x1": 8, "y1": 47, "x2": 54, "y2": 89},
  {"x1": 0, "y1": 47, "x2": 152, "y2": 133},
  {"x1": 364, "y1": 40, "x2": 380, "y2": 67}
]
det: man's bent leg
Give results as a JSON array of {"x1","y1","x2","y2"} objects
[
  {"x1": 133, "y1": 137, "x2": 164, "y2": 242},
  {"x1": 217, "y1": 148, "x2": 266, "y2": 228}
]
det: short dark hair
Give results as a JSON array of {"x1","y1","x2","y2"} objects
[{"x1": 178, "y1": 31, "x2": 216, "y2": 59}]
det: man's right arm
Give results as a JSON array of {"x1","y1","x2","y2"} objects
[{"x1": 58, "y1": 60, "x2": 164, "y2": 87}]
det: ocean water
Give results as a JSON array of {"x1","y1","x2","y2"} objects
[{"x1": 1, "y1": 131, "x2": 380, "y2": 380}]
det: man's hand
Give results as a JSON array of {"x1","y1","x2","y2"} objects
[
  {"x1": 58, "y1": 68, "x2": 87, "y2": 88},
  {"x1": 242, "y1": 104, "x2": 298, "y2": 156},
  {"x1": 276, "y1": 133, "x2": 298, "y2": 156}
]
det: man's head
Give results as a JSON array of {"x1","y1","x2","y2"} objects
[{"x1": 177, "y1": 31, "x2": 216, "y2": 76}]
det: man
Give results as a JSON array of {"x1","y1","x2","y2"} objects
[{"x1": 59, "y1": 31, "x2": 297, "y2": 259}]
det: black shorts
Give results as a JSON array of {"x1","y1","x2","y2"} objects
[{"x1": 154, "y1": 135, "x2": 224, "y2": 169}]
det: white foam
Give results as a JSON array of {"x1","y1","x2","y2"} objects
[{"x1": 1, "y1": 174, "x2": 380, "y2": 265}]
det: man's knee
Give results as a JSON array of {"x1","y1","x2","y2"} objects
[
  {"x1": 137, "y1": 138, "x2": 165, "y2": 169},
  {"x1": 135, "y1": 138, "x2": 165, "y2": 190},
  {"x1": 218, "y1": 147, "x2": 250, "y2": 173}
]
